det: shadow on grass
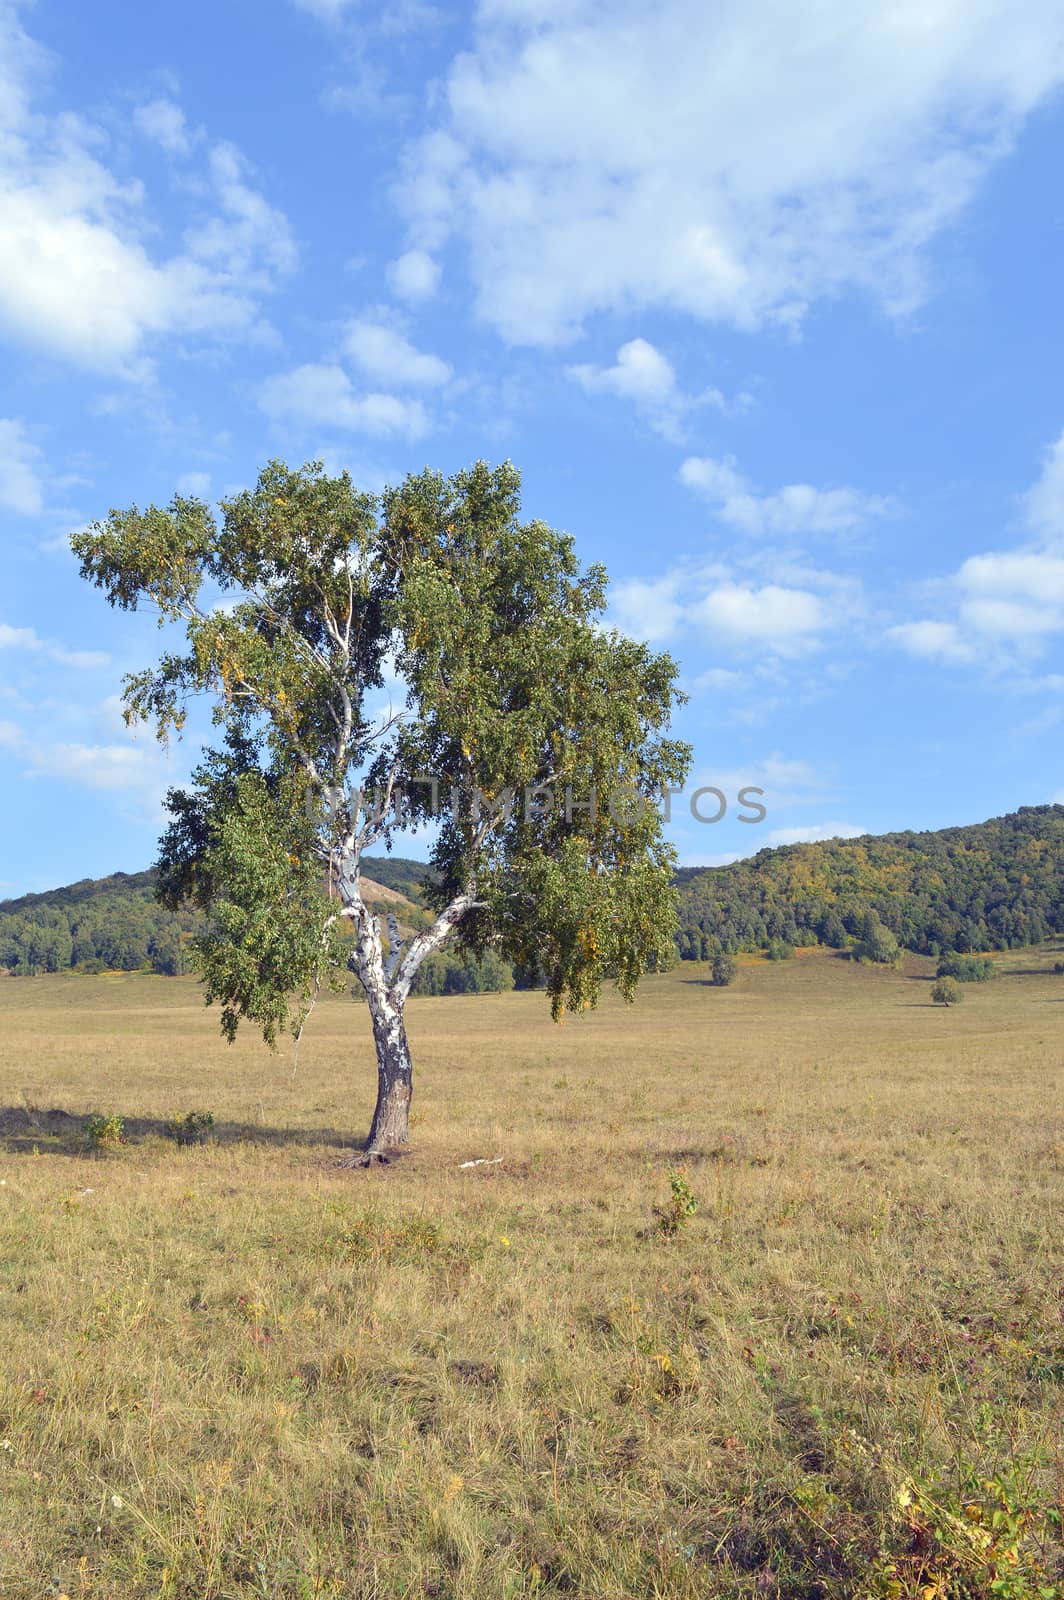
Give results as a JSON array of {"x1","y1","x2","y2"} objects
[{"x1": 0, "y1": 1105, "x2": 361, "y2": 1158}]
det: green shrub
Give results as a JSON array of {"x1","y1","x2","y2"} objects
[
  {"x1": 710, "y1": 952, "x2": 737, "y2": 986},
  {"x1": 654, "y1": 1170, "x2": 698, "y2": 1236},
  {"x1": 165, "y1": 1110, "x2": 215, "y2": 1146},
  {"x1": 765, "y1": 938, "x2": 794, "y2": 962},
  {"x1": 84, "y1": 1112, "x2": 125, "y2": 1149},
  {"x1": 852, "y1": 917, "x2": 902, "y2": 966},
  {"x1": 936, "y1": 953, "x2": 994, "y2": 982},
  {"x1": 930, "y1": 977, "x2": 963, "y2": 1006}
]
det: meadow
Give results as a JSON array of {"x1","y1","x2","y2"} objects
[{"x1": 0, "y1": 949, "x2": 1062, "y2": 1599}]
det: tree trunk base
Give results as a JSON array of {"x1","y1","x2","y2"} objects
[{"x1": 337, "y1": 1145, "x2": 410, "y2": 1169}]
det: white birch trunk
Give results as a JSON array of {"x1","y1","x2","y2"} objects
[{"x1": 339, "y1": 855, "x2": 476, "y2": 1163}]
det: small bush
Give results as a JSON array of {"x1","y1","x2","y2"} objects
[
  {"x1": 165, "y1": 1110, "x2": 215, "y2": 1146},
  {"x1": 930, "y1": 978, "x2": 963, "y2": 1006},
  {"x1": 85, "y1": 1112, "x2": 125, "y2": 1149},
  {"x1": 710, "y1": 952, "x2": 737, "y2": 986},
  {"x1": 654, "y1": 1170, "x2": 698, "y2": 1236},
  {"x1": 1053, "y1": 961, "x2": 1064, "y2": 975},
  {"x1": 936, "y1": 953, "x2": 994, "y2": 982},
  {"x1": 765, "y1": 939, "x2": 794, "y2": 962}
]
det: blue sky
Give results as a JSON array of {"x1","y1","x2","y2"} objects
[{"x1": 3, "y1": 0, "x2": 1064, "y2": 896}]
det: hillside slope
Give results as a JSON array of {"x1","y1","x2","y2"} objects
[
  {"x1": 5, "y1": 807, "x2": 1064, "y2": 975},
  {"x1": 0, "y1": 859, "x2": 429, "y2": 976},
  {"x1": 675, "y1": 804, "x2": 1064, "y2": 957}
]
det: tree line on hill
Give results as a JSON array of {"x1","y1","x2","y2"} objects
[
  {"x1": 672, "y1": 805, "x2": 1064, "y2": 960},
  {"x1": 0, "y1": 872, "x2": 200, "y2": 976},
  {"x1": 0, "y1": 860, "x2": 513, "y2": 994},
  {"x1": 4, "y1": 806, "x2": 1063, "y2": 982}
]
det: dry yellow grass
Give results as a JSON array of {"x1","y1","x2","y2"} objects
[{"x1": 0, "y1": 950, "x2": 1062, "y2": 1598}]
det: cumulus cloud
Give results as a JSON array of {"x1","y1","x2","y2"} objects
[
  {"x1": 885, "y1": 620, "x2": 976, "y2": 665},
  {"x1": 696, "y1": 582, "x2": 826, "y2": 645},
  {"x1": 258, "y1": 362, "x2": 429, "y2": 438},
  {"x1": 344, "y1": 318, "x2": 452, "y2": 387},
  {"x1": 388, "y1": 248, "x2": 441, "y2": 301},
  {"x1": 567, "y1": 337, "x2": 724, "y2": 439},
  {"x1": 608, "y1": 574, "x2": 684, "y2": 644},
  {"x1": 395, "y1": 0, "x2": 1064, "y2": 344},
  {"x1": 0, "y1": 418, "x2": 43, "y2": 514},
  {"x1": 680, "y1": 455, "x2": 896, "y2": 536},
  {"x1": 610, "y1": 565, "x2": 840, "y2": 657},
  {"x1": 0, "y1": 8, "x2": 296, "y2": 374},
  {"x1": 890, "y1": 429, "x2": 1064, "y2": 664}
]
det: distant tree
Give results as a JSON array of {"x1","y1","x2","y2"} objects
[
  {"x1": 1053, "y1": 961, "x2": 1064, "y2": 975},
  {"x1": 710, "y1": 952, "x2": 737, "y2": 986},
  {"x1": 852, "y1": 917, "x2": 901, "y2": 966},
  {"x1": 819, "y1": 911, "x2": 847, "y2": 949},
  {"x1": 74, "y1": 460, "x2": 690, "y2": 1163},
  {"x1": 930, "y1": 977, "x2": 963, "y2": 1006},
  {"x1": 149, "y1": 927, "x2": 187, "y2": 977},
  {"x1": 765, "y1": 938, "x2": 794, "y2": 961},
  {"x1": 936, "y1": 953, "x2": 993, "y2": 983}
]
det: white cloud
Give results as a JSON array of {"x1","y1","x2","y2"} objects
[
  {"x1": 569, "y1": 338, "x2": 675, "y2": 407},
  {"x1": 186, "y1": 143, "x2": 297, "y2": 285},
  {"x1": 763, "y1": 822, "x2": 865, "y2": 847},
  {"x1": 886, "y1": 619, "x2": 976, "y2": 665},
  {"x1": 291, "y1": 0, "x2": 357, "y2": 18},
  {"x1": 0, "y1": 417, "x2": 43, "y2": 514},
  {"x1": 0, "y1": 719, "x2": 23, "y2": 748},
  {"x1": 389, "y1": 248, "x2": 441, "y2": 301},
  {"x1": 608, "y1": 573, "x2": 684, "y2": 644},
  {"x1": 696, "y1": 581, "x2": 826, "y2": 647},
  {"x1": 890, "y1": 431, "x2": 1064, "y2": 664},
  {"x1": 680, "y1": 454, "x2": 895, "y2": 536},
  {"x1": 690, "y1": 666, "x2": 744, "y2": 693},
  {"x1": 610, "y1": 565, "x2": 839, "y2": 656},
  {"x1": 958, "y1": 551, "x2": 1064, "y2": 605},
  {"x1": 1024, "y1": 429, "x2": 1064, "y2": 543},
  {"x1": 344, "y1": 318, "x2": 452, "y2": 387},
  {"x1": 0, "y1": 622, "x2": 109, "y2": 670},
  {"x1": 396, "y1": 0, "x2": 1064, "y2": 344},
  {"x1": 258, "y1": 363, "x2": 429, "y2": 438},
  {"x1": 176, "y1": 471, "x2": 212, "y2": 497},
  {"x1": 692, "y1": 753, "x2": 829, "y2": 810},
  {"x1": 134, "y1": 98, "x2": 192, "y2": 156},
  {"x1": 567, "y1": 337, "x2": 724, "y2": 439},
  {"x1": 22, "y1": 741, "x2": 166, "y2": 796},
  {"x1": 0, "y1": 9, "x2": 296, "y2": 374}
]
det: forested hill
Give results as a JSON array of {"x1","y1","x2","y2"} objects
[
  {"x1": 5, "y1": 807, "x2": 1064, "y2": 976},
  {"x1": 675, "y1": 804, "x2": 1064, "y2": 958},
  {"x1": 0, "y1": 859, "x2": 432, "y2": 977}
]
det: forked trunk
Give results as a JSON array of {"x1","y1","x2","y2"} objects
[{"x1": 363, "y1": 996, "x2": 413, "y2": 1160}]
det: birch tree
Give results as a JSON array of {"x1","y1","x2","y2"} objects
[{"x1": 73, "y1": 460, "x2": 690, "y2": 1163}]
